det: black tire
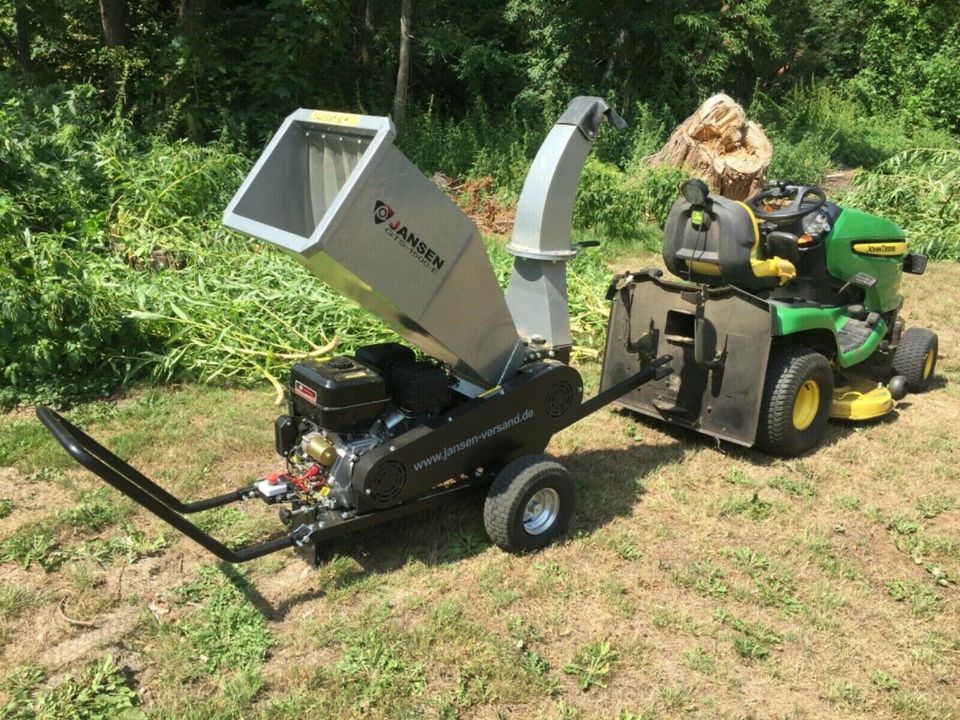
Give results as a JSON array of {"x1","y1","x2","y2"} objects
[
  {"x1": 756, "y1": 345, "x2": 834, "y2": 457},
  {"x1": 483, "y1": 455, "x2": 574, "y2": 553},
  {"x1": 893, "y1": 327, "x2": 938, "y2": 393}
]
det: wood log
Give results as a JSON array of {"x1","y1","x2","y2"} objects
[{"x1": 648, "y1": 93, "x2": 772, "y2": 200}]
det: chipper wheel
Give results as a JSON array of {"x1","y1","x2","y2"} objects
[
  {"x1": 757, "y1": 345, "x2": 834, "y2": 457},
  {"x1": 484, "y1": 455, "x2": 574, "y2": 553},
  {"x1": 893, "y1": 327, "x2": 939, "y2": 393}
]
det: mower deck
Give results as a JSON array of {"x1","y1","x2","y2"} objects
[{"x1": 830, "y1": 374, "x2": 895, "y2": 421}]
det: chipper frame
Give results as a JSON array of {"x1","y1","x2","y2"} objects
[{"x1": 39, "y1": 98, "x2": 671, "y2": 563}]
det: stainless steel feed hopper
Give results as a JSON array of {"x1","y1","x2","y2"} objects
[
  {"x1": 223, "y1": 99, "x2": 624, "y2": 387},
  {"x1": 223, "y1": 109, "x2": 523, "y2": 386}
]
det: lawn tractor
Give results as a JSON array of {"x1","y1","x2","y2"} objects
[
  {"x1": 601, "y1": 178, "x2": 938, "y2": 456},
  {"x1": 38, "y1": 97, "x2": 674, "y2": 564}
]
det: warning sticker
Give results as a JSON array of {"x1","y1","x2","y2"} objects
[{"x1": 310, "y1": 110, "x2": 362, "y2": 126}]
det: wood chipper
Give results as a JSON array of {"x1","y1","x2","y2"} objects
[{"x1": 38, "y1": 98, "x2": 674, "y2": 563}]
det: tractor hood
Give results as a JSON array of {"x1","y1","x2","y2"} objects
[{"x1": 222, "y1": 109, "x2": 523, "y2": 387}]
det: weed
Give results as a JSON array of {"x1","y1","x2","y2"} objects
[
  {"x1": 178, "y1": 565, "x2": 273, "y2": 673},
  {"x1": 723, "y1": 468, "x2": 754, "y2": 486},
  {"x1": 672, "y1": 561, "x2": 728, "y2": 598},
  {"x1": 825, "y1": 681, "x2": 864, "y2": 708},
  {"x1": 0, "y1": 586, "x2": 31, "y2": 621},
  {"x1": 619, "y1": 711, "x2": 656, "y2": 720},
  {"x1": 602, "y1": 528, "x2": 642, "y2": 562},
  {"x1": 0, "y1": 522, "x2": 66, "y2": 571},
  {"x1": 651, "y1": 606, "x2": 700, "y2": 634},
  {"x1": 0, "y1": 498, "x2": 12, "y2": 518},
  {"x1": 31, "y1": 656, "x2": 139, "y2": 719},
  {"x1": 564, "y1": 640, "x2": 618, "y2": 691},
  {"x1": 0, "y1": 665, "x2": 46, "y2": 719},
  {"x1": 444, "y1": 525, "x2": 490, "y2": 558},
  {"x1": 886, "y1": 580, "x2": 942, "y2": 616},
  {"x1": 768, "y1": 475, "x2": 817, "y2": 499},
  {"x1": 684, "y1": 647, "x2": 716, "y2": 674},
  {"x1": 715, "y1": 609, "x2": 783, "y2": 660},
  {"x1": 507, "y1": 617, "x2": 544, "y2": 649},
  {"x1": 660, "y1": 685, "x2": 697, "y2": 713},
  {"x1": 60, "y1": 487, "x2": 130, "y2": 531},
  {"x1": 834, "y1": 495, "x2": 862, "y2": 511},
  {"x1": 916, "y1": 494, "x2": 956, "y2": 520},
  {"x1": 888, "y1": 516, "x2": 920, "y2": 535},
  {"x1": 713, "y1": 492, "x2": 776, "y2": 522},
  {"x1": 734, "y1": 635, "x2": 770, "y2": 660},
  {"x1": 868, "y1": 670, "x2": 900, "y2": 692}
]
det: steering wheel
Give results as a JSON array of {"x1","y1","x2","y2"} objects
[{"x1": 747, "y1": 183, "x2": 827, "y2": 224}]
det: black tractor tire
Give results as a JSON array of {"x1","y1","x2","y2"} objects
[
  {"x1": 483, "y1": 455, "x2": 574, "y2": 553},
  {"x1": 893, "y1": 327, "x2": 938, "y2": 393},
  {"x1": 756, "y1": 345, "x2": 834, "y2": 457}
]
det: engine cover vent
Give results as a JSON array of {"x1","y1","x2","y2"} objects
[
  {"x1": 545, "y1": 380, "x2": 575, "y2": 418},
  {"x1": 367, "y1": 460, "x2": 408, "y2": 505}
]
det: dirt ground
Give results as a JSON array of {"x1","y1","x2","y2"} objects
[{"x1": 0, "y1": 260, "x2": 957, "y2": 719}]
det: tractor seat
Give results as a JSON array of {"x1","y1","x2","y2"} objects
[{"x1": 662, "y1": 194, "x2": 796, "y2": 290}]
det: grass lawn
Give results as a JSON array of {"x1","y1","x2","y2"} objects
[{"x1": 0, "y1": 258, "x2": 958, "y2": 719}]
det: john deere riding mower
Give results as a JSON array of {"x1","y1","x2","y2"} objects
[{"x1": 601, "y1": 179, "x2": 938, "y2": 456}]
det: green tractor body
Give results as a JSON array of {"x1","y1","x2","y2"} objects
[{"x1": 601, "y1": 182, "x2": 938, "y2": 456}]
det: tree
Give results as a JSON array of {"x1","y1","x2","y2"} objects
[
  {"x1": 0, "y1": 0, "x2": 33, "y2": 75},
  {"x1": 98, "y1": 0, "x2": 127, "y2": 47},
  {"x1": 392, "y1": 0, "x2": 412, "y2": 132}
]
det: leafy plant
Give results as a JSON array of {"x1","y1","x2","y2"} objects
[
  {"x1": 178, "y1": 566, "x2": 273, "y2": 673},
  {"x1": 564, "y1": 640, "x2": 618, "y2": 691},
  {"x1": 24, "y1": 656, "x2": 141, "y2": 720},
  {"x1": 886, "y1": 580, "x2": 942, "y2": 616}
]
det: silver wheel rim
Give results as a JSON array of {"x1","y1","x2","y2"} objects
[{"x1": 523, "y1": 488, "x2": 560, "y2": 535}]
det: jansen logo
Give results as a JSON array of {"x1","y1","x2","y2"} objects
[
  {"x1": 373, "y1": 200, "x2": 446, "y2": 274},
  {"x1": 373, "y1": 200, "x2": 395, "y2": 224}
]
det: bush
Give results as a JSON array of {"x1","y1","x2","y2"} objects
[
  {"x1": 752, "y1": 82, "x2": 956, "y2": 171},
  {"x1": 574, "y1": 157, "x2": 684, "y2": 248},
  {"x1": 766, "y1": 132, "x2": 836, "y2": 185},
  {"x1": 849, "y1": 148, "x2": 960, "y2": 260}
]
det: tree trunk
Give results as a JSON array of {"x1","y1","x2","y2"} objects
[
  {"x1": 98, "y1": 0, "x2": 128, "y2": 47},
  {"x1": 360, "y1": 0, "x2": 373, "y2": 66},
  {"x1": 14, "y1": 1, "x2": 33, "y2": 75},
  {"x1": 392, "y1": 0, "x2": 412, "y2": 133},
  {"x1": 648, "y1": 93, "x2": 772, "y2": 200}
]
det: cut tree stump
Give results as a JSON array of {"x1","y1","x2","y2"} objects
[{"x1": 649, "y1": 93, "x2": 772, "y2": 200}]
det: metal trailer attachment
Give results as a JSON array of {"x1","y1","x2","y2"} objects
[
  {"x1": 600, "y1": 270, "x2": 774, "y2": 446},
  {"x1": 37, "y1": 356, "x2": 671, "y2": 562}
]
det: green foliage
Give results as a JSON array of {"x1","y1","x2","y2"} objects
[
  {"x1": 0, "y1": 499, "x2": 11, "y2": 519},
  {"x1": 886, "y1": 580, "x2": 942, "y2": 617},
  {"x1": 574, "y1": 157, "x2": 685, "y2": 246},
  {"x1": 715, "y1": 608, "x2": 783, "y2": 660},
  {"x1": 850, "y1": 148, "x2": 960, "y2": 260},
  {"x1": 0, "y1": 656, "x2": 141, "y2": 720},
  {"x1": 60, "y1": 488, "x2": 130, "y2": 531},
  {"x1": 33, "y1": 656, "x2": 142, "y2": 720},
  {"x1": 753, "y1": 82, "x2": 957, "y2": 173},
  {"x1": 177, "y1": 566, "x2": 273, "y2": 674},
  {"x1": 0, "y1": 523, "x2": 65, "y2": 571},
  {"x1": 563, "y1": 640, "x2": 618, "y2": 690},
  {"x1": 916, "y1": 495, "x2": 955, "y2": 520}
]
